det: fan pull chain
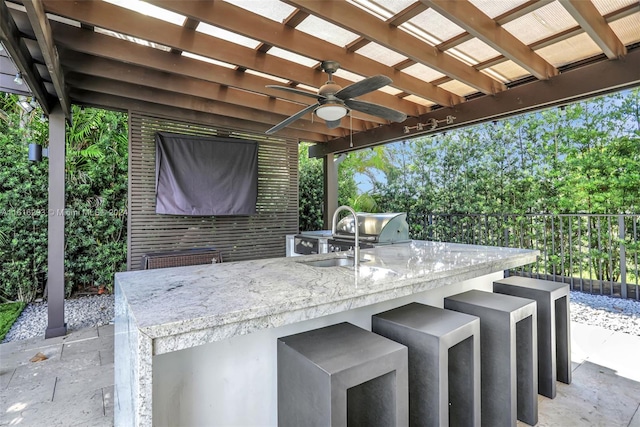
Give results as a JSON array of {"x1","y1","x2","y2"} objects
[{"x1": 349, "y1": 113, "x2": 353, "y2": 148}]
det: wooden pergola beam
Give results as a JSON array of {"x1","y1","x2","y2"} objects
[
  {"x1": 310, "y1": 46, "x2": 640, "y2": 157},
  {"x1": 23, "y1": 0, "x2": 71, "y2": 120},
  {"x1": 0, "y1": 0, "x2": 51, "y2": 113},
  {"x1": 43, "y1": 19, "x2": 321, "y2": 107},
  {"x1": 65, "y1": 74, "x2": 347, "y2": 138},
  {"x1": 61, "y1": 52, "x2": 376, "y2": 133},
  {"x1": 422, "y1": 0, "x2": 558, "y2": 81},
  {"x1": 308, "y1": 2, "x2": 429, "y2": 55},
  {"x1": 42, "y1": 0, "x2": 429, "y2": 114},
  {"x1": 388, "y1": 3, "x2": 429, "y2": 27},
  {"x1": 431, "y1": 3, "x2": 639, "y2": 86},
  {"x1": 559, "y1": 0, "x2": 626, "y2": 59},
  {"x1": 170, "y1": 17, "x2": 199, "y2": 55},
  {"x1": 283, "y1": 0, "x2": 506, "y2": 95},
  {"x1": 436, "y1": 0, "x2": 554, "y2": 51},
  {"x1": 70, "y1": 89, "x2": 326, "y2": 143},
  {"x1": 146, "y1": 0, "x2": 451, "y2": 110}
]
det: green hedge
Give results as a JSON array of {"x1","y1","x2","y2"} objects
[{"x1": 0, "y1": 94, "x2": 128, "y2": 302}]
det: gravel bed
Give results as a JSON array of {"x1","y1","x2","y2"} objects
[
  {"x1": 570, "y1": 291, "x2": 640, "y2": 336},
  {"x1": 2, "y1": 290, "x2": 639, "y2": 343},
  {"x1": 2, "y1": 294, "x2": 114, "y2": 343}
]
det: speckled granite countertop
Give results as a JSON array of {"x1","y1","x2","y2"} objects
[{"x1": 115, "y1": 241, "x2": 537, "y2": 355}]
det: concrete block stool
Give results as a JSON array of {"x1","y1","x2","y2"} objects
[
  {"x1": 372, "y1": 303, "x2": 481, "y2": 427},
  {"x1": 445, "y1": 290, "x2": 538, "y2": 427},
  {"x1": 493, "y1": 276, "x2": 571, "y2": 398},
  {"x1": 277, "y1": 322, "x2": 408, "y2": 427}
]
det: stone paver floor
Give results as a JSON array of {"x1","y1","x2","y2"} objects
[
  {"x1": 1, "y1": 322, "x2": 639, "y2": 426},
  {"x1": 1, "y1": 325, "x2": 114, "y2": 426}
]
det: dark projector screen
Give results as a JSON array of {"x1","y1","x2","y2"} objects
[{"x1": 155, "y1": 132, "x2": 258, "y2": 216}]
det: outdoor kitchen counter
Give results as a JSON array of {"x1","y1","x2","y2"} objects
[{"x1": 115, "y1": 240, "x2": 538, "y2": 426}]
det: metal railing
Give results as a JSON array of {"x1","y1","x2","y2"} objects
[{"x1": 412, "y1": 214, "x2": 640, "y2": 300}]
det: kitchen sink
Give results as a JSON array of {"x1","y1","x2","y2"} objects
[{"x1": 300, "y1": 257, "x2": 368, "y2": 268}]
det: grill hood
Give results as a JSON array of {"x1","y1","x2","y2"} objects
[{"x1": 333, "y1": 212, "x2": 409, "y2": 244}]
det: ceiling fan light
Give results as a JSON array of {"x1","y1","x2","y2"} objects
[{"x1": 315, "y1": 104, "x2": 347, "y2": 121}]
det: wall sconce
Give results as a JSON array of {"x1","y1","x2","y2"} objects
[
  {"x1": 28, "y1": 143, "x2": 49, "y2": 162},
  {"x1": 14, "y1": 72, "x2": 23, "y2": 85},
  {"x1": 403, "y1": 115, "x2": 456, "y2": 134}
]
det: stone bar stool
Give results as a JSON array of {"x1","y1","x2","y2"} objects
[
  {"x1": 445, "y1": 290, "x2": 538, "y2": 427},
  {"x1": 372, "y1": 303, "x2": 481, "y2": 427},
  {"x1": 493, "y1": 276, "x2": 571, "y2": 398},
  {"x1": 277, "y1": 322, "x2": 409, "y2": 427}
]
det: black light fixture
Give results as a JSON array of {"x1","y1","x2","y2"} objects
[
  {"x1": 28, "y1": 143, "x2": 49, "y2": 162},
  {"x1": 14, "y1": 72, "x2": 23, "y2": 85}
]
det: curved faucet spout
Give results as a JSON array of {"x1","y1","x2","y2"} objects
[{"x1": 332, "y1": 205, "x2": 360, "y2": 267}]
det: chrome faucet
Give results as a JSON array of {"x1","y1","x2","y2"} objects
[{"x1": 332, "y1": 205, "x2": 360, "y2": 267}]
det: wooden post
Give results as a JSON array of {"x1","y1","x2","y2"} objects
[
  {"x1": 45, "y1": 105, "x2": 66, "y2": 338},
  {"x1": 323, "y1": 153, "x2": 338, "y2": 230}
]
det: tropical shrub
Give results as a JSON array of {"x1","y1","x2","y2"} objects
[{"x1": 0, "y1": 94, "x2": 128, "y2": 301}]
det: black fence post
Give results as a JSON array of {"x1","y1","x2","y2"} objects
[
  {"x1": 620, "y1": 214, "x2": 627, "y2": 299},
  {"x1": 504, "y1": 215, "x2": 510, "y2": 278}
]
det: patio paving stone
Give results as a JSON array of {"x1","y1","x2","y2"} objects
[
  {"x1": 1, "y1": 387, "x2": 105, "y2": 426},
  {"x1": 0, "y1": 374, "x2": 55, "y2": 408},
  {"x1": 631, "y1": 409, "x2": 640, "y2": 427},
  {"x1": 9, "y1": 350, "x2": 100, "y2": 384},
  {"x1": 1, "y1": 321, "x2": 638, "y2": 426},
  {"x1": 52, "y1": 363, "x2": 114, "y2": 401},
  {"x1": 61, "y1": 336, "x2": 114, "y2": 361}
]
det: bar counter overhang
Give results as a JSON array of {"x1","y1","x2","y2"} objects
[{"x1": 114, "y1": 240, "x2": 538, "y2": 426}]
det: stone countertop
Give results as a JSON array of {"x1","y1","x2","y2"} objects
[{"x1": 115, "y1": 241, "x2": 537, "y2": 354}]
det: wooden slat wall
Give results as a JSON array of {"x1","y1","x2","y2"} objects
[{"x1": 127, "y1": 111, "x2": 299, "y2": 270}]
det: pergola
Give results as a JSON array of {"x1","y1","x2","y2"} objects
[{"x1": 1, "y1": 0, "x2": 639, "y2": 338}]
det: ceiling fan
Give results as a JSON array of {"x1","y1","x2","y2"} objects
[{"x1": 265, "y1": 61, "x2": 407, "y2": 135}]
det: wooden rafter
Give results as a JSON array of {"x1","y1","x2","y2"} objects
[
  {"x1": 388, "y1": 3, "x2": 430, "y2": 27},
  {"x1": 146, "y1": 0, "x2": 457, "y2": 109},
  {"x1": 41, "y1": 0, "x2": 428, "y2": 114},
  {"x1": 46, "y1": 19, "x2": 320, "y2": 107},
  {"x1": 170, "y1": 17, "x2": 199, "y2": 55},
  {"x1": 283, "y1": 9, "x2": 308, "y2": 28},
  {"x1": 23, "y1": 0, "x2": 71, "y2": 119},
  {"x1": 0, "y1": 0, "x2": 51, "y2": 113},
  {"x1": 558, "y1": 0, "x2": 626, "y2": 59},
  {"x1": 345, "y1": 3, "x2": 430, "y2": 54},
  {"x1": 311, "y1": 46, "x2": 640, "y2": 157},
  {"x1": 66, "y1": 74, "x2": 341, "y2": 138},
  {"x1": 283, "y1": 0, "x2": 506, "y2": 95},
  {"x1": 72, "y1": 90, "x2": 326, "y2": 142},
  {"x1": 436, "y1": 0, "x2": 554, "y2": 51},
  {"x1": 432, "y1": 2, "x2": 640, "y2": 87},
  {"x1": 61, "y1": 52, "x2": 379, "y2": 132},
  {"x1": 3, "y1": 0, "x2": 634, "y2": 149},
  {"x1": 422, "y1": 0, "x2": 558, "y2": 80}
]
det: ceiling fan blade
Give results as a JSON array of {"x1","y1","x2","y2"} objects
[
  {"x1": 266, "y1": 85, "x2": 325, "y2": 100},
  {"x1": 345, "y1": 99, "x2": 407, "y2": 123},
  {"x1": 325, "y1": 119, "x2": 342, "y2": 129},
  {"x1": 335, "y1": 75, "x2": 392, "y2": 100},
  {"x1": 265, "y1": 103, "x2": 318, "y2": 135}
]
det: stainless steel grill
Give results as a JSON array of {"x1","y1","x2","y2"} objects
[
  {"x1": 286, "y1": 212, "x2": 410, "y2": 256},
  {"x1": 333, "y1": 212, "x2": 410, "y2": 244}
]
